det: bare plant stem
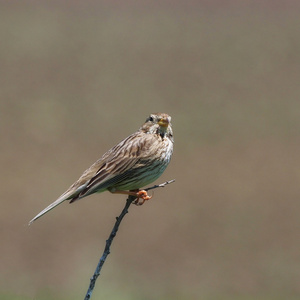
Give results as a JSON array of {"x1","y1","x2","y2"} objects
[
  {"x1": 83, "y1": 179, "x2": 175, "y2": 300},
  {"x1": 84, "y1": 195, "x2": 135, "y2": 300}
]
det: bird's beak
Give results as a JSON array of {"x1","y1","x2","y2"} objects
[{"x1": 158, "y1": 118, "x2": 169, "y2": 128}]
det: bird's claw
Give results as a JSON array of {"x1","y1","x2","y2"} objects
[{"x1": 133, "y1": 190, "x2": 152, "y2": 206}]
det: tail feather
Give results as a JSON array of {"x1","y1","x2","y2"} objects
[
  {"x1": 29, "y1": 195, "x2": 68, "y2": 225},
  {"x1": 29, "y1": 182, "x2": 90, "y2": 225}
]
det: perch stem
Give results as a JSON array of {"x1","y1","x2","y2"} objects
[{"x1": 83, "y1": 179, "x2": 175, "y2": 300}]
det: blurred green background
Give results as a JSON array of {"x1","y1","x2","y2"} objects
[{"x1": 1, "y1": 1, "x2": 300, "y2": 299}]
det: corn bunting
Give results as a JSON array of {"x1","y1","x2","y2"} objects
[{"x1": 29, "y1": 112, "x2": 174, "y2": 224}]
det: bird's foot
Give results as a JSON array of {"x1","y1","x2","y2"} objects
[
  {"x1": 132, "y1": 190, "x2": 152, "y2": 206},
  {"x1": 109, "y1": 188, "x2": 152, "y2": 205}
]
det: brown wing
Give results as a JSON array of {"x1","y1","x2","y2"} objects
[{"x1": 68, "y1": 131, "x2": 159, "y2": 201}]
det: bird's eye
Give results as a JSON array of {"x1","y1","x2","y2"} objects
[{"x1": 148, "y1": 116, "x2": 154, "y2": 122}]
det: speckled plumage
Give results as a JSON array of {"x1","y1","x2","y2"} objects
[{"x1": 29, "y1": 113, "x2": 173, "y2": 224}]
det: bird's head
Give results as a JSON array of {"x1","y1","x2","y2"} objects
[{"x1": 141, "y1": 113, "x2": 173, "y2": 140}]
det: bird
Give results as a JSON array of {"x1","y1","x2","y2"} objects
[{"x1": 29, "y1": 112, "x2": 174, "y2": 225}]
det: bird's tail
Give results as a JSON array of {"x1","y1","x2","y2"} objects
[{"x1": 28, "y1": 195, "x2": 68, "y2": 225}]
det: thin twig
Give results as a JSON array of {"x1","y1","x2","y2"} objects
[
  {"x1": 84, "y1": 195, "x2": 135, "y2": 300},
  {"x1": 83, "y1": 179, "x2": 175, "y2": 300},
  {"x1": 144, "y1": 179, "x2": 175, "y2": 192}
]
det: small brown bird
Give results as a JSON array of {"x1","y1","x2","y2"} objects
[{"x1": 29, "y1": 113, "x2": 174, "y2": 224}]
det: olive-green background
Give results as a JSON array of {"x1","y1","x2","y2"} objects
[{"x1": 1, "y1": 1, "x2": 300, "y2": 299}]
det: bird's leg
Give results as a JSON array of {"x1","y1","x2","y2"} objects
[{"x1": 109, "y1": 189, "x2": 152, "y2": 205}]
